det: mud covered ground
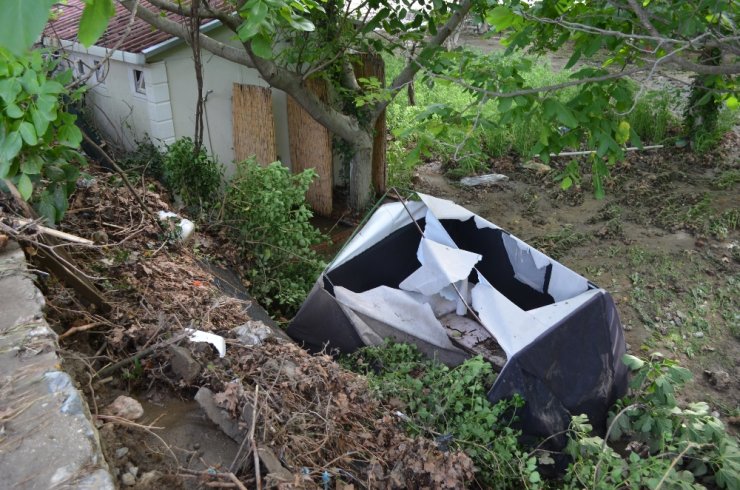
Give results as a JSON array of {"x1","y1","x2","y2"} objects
[{"x1": 412, "y1": 134, "x2": 739, "y2": 416}]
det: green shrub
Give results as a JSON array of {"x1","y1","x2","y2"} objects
[
  {"x1": 565, "y1": 354, "x2": 740, "y2": 489},
  {"x1": 223, "y1": 159, "x2": 326, "y2": 315},
  {"x1": 118, "y1": 137, "x2": 166, "y2": 181},
  {"x1": 343, "y1": 341, "x2": 539, "y2": 487},
  {"x1": 163, "y1": 137, "x2": 222, "y2": 210},
  {"x1": 0, "y1": 48, "x2": 85, "y2": 225}
]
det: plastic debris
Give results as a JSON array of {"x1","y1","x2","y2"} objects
[
  {"x1": 459, "y1": 173, "x2": 509, "y2": 186},
  {"x1": 185, "y1": 328, "x2": 226, "y2": 357},
  {"x1": 157, "y1": 210, "x2": 195, "y2": 242}
]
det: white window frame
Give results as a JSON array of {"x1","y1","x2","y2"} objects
[
  {"x1": 133, "y1": 69, "x2": 146, "y2": 95},
  {"x1": 94, "y1": 61, "x2": 107, "y2": 84}
]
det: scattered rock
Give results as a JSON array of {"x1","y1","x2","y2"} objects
[
  {"x1": 704, "y1": 370, "x2": 731, "y2": 391},
  {"x1": 115, "y1": 447, "x2": 129, "y2": 459},
  {"x1": 121, "y1": 472, "x2": 136, "y2": 486},
  {"x1": 168, "y1": 345, "x2": 201, "y2": 383},
  {"x1": 693, "y1": 331, "x2": 704, "y2": 338},
  {"x1": 105, "y1": 395, "x2": 144, "y2": 421},
  {"x1": 258, "y1": 447, "x2": 293, "y2": 482},
  {"x1": 139, "y1": 470, "x2": 163, "y2": 486},
  {"x1": 232, "y1": 320, "x2": 273, "y2": 346}
]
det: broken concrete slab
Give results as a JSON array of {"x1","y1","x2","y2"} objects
[
  {"x1": 0, "y1": 241, "x2": 114, "y2": 489},
  {"x1": 194, "y1": 387, "x2": 245, "y2": 442}
]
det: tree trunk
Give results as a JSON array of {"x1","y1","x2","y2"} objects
[{"x1": 348, "y1": 132, "x2": 374, "y2": 212}]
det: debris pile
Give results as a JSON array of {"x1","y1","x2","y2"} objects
[{"x1": 27, "y1": 169, "x2": 475, "y2": 488}]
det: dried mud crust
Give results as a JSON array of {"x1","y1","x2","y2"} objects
[{"x1": 42, "y1": 169, "x2": 476, "y2": 489}]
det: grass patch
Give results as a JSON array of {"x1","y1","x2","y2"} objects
[{"x1": 529, "y1": 225, "x2": 590, "y2": 259}]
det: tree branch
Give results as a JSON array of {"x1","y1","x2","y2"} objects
[
  {"x1": 372, "y1": 0, "x2": 474, "y2": 120},
  {"x1": 625, "y1": 0, "x2": 740, "y2": 75}
]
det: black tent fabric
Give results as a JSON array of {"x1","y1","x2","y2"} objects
[{"x1": 288, "y1": 193, "x2": 628, "y2": 442}]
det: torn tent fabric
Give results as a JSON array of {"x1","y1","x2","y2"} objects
[{"x1": 288, "y1": 193, "x2": 628, "y2": 441}]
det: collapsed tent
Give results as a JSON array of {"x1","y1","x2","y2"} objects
[{"x1": 288, "y1": 193, "x2": 628, "y2": 442}]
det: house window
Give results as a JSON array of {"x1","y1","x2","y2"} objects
[
  {"x1": 133, "y1": 69, "x2": 146, "y2": 94},
  {"x1": 76, "y1": 59, "x2": 86, "y2": 76},
  {"x1": 94, "y1": 62, "x2": 106, "y2": 83}
]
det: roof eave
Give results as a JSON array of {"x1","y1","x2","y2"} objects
[
  {"x1": 43, "y1": 37, "x2": 146, "y2": 65},
  {"x1": 142, "y1": 19, "x2": 222, "y2": 60}
]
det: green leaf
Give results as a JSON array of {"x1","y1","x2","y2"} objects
[
  {"x1": 5, "y1": 103, "x2": 24, "y2": 118},
  {"x1": 0, "y1": 78, "x2": 22, "y2": 104},
  {"x1": 623, "y1": 354, "x2": 645, "y2": 371},
  {"x1": 0, "y1": 130, "x2": 22, "y2": 161},
  {"x1": 57, "y1": 124, "x2": 82, "y2": 148},
  {"x1": 250, "y1": 33, "x2": 273, "y2": 59},
  {"x1": 35, "y1": 94, "x2": 58, "y2": 121},
  {"x1": 21, "y1": 154, "x2": 43, "y2": 174},
  {"x1": 19, "y1": 121, "x2": 37, "y2": 146},
  {"x1": 0, "y1": 0, "x2": 56, "y2": 55},
  {"x1": 543, "y1": 99, "x2": 579, "y2": 128},
  {"x1": 726, "y1": 95, "x2": 739, "y2": 110},
  {"x1": 486, "y1": 6, "x2": 521, "y2": 32},
  {"x1": 78, "y1": 0, "x2": 116, "y2": 47},
  {"x1": 561, "y1": 175, "x2": 573, "y2": 190},
  {"x1": 287, "y1": 14, "x2": 315, "y2": 31},
  {"x1": 17, "y1": 172, "x2": 33, "y2": 200},
  {"x1": 37, "y1": 192, "x2": 56, "y2": 225},
  {"x1": 31, "y1": 108, "x2": 50, "y2": 136}
]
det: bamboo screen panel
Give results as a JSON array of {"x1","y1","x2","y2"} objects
[
  {"x1": 287, "y1": 79, "x2": 333, "y2": 216},
  {"x1": 232, "y1": 84, "x2": 277, "y2": 165}
]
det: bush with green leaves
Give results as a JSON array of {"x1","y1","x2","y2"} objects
[
  {"x1": 564, "y1": 354, "x2": 740, "y2": 489},
  {"x1": 345, "y1": 342, "x2": 740, "y2": 489},
  {"x1": 223, "y1": 159, "x2": 326, "y2": 315},
  {"x1": 163, "y1": 137, "x2": 222, "y2": 211},
  {"x1": 118, "y1": 137, "x2": 167, "y2": 182},
  {"x1": 0, "y1": 48, "x2": 84, "y2": 224},
  {"x1": 343, "y1": 341, "x2": 541, "y2": 488}
]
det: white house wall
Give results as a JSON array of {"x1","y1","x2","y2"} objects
[
  {"x1": 149, "y1": 29, "x2": 292, "y2": 177},
  {"x1": 69, "y1": 53, "x2": 157, "y2": 151}
]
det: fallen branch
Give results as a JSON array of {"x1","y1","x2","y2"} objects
[
  {"x1": 545, "y1": 145, "x2": 664, "y2": 159},
  {"x1": 5, "y1": 217, "x2": 94, "y2": 245},
  {"x1": 178, "y1": 468, "x2": 248, "y2": 490},
  {"x1": 58, "y1": 322, "x2": 105, "y2": 340},
  {"x1": 250, "y1": 385, "x2": 262, "y2": 490},
  {"x1": 94, "y1": 331, "x2": 190, "y2": 378}
]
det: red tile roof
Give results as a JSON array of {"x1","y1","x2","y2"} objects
[{"x1": 44, "y1": 0, "x2": 220, "y2": 54}]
